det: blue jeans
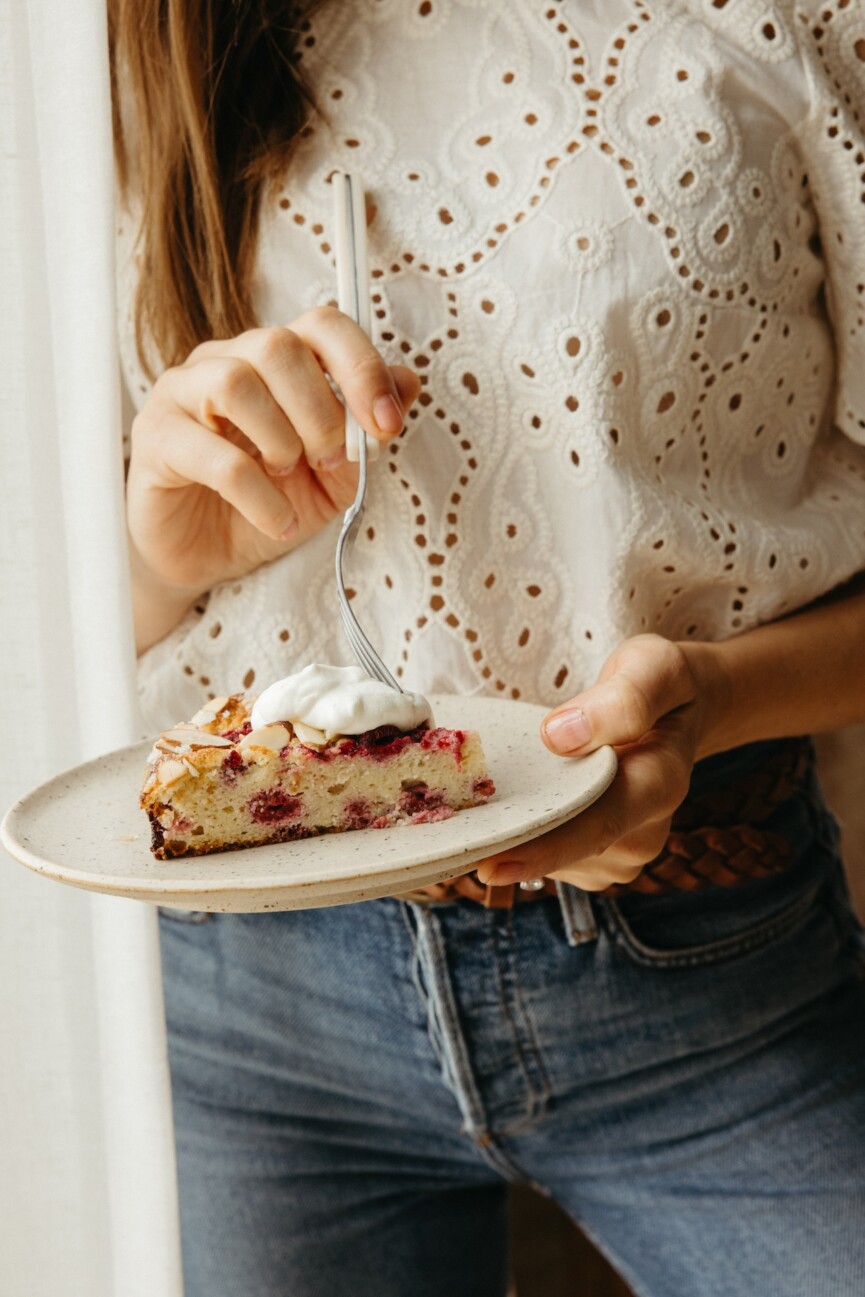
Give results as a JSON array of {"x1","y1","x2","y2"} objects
[{"x1": 158, "y1": 739, "x2": 865, "y2": 1297}]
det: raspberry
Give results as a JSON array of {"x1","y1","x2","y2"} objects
[
  {"x1": 221, "y1": 749, "x2": 245, "y2": 784},
  {"x1": 222, "y1": 722, "x2": 252, "y2": 742},
  {"x1": 247, "y1": 789, "x2": 303, "y2": 823},
  {"x1": 420, "y1": 728, "x2": 466, "y2": 764},
  {"x1": 343, "y1": 798, "x2": 373, "y2": 829},
  {"x1": 398, "y1": 784, "x2": 446, "y2": 815}
]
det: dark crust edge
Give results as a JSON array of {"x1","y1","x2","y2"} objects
[
  {"x1": 144, "y1": 786, "x2": 495, "y2": 860},
  {"x1": 147, "y1": 816, "x2": 322, "y2": 860}
]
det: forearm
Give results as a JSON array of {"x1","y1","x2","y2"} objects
[
  {"x1": 684, "y1": 572, "x2": 865, "y2": 759},
  {"x1": 129, "y1": 540, "x2": 200, "y2": 657}
]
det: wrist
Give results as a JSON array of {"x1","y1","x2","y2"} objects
[
  {"x1": 677, "y1": 638, "x2": 737, "y2": 760},
  {"x1": 128, "y1": 534, "x2": 204, "y2": 599},
  {"x1": 128, "y1": 539, "x2": 203, "y2": 655},
  {"x1": 669, "y1": 575, "x2": 865, "y2": 763}
]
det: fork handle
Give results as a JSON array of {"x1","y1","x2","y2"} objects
[{"x1": 333, "y1": 172, "x2": 378, "y2": 464}]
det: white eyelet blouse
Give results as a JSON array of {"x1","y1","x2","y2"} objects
[{"x1": 117, "y1": 0, "x2": 865, "y2": 733}]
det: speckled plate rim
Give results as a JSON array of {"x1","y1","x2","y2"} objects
[{"x1": 1, "y1": 695, "x2": 618, "y2": 912}]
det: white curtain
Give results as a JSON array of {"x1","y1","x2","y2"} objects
[{"x1": 1, "y1": 3, "x2": 182, "y2": 1293}]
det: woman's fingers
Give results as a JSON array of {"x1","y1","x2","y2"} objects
[
  {"x1": 475, "y1": 716, "x2": 694, "y2": 888},
  {"x1": 540, "y1": 635, "x2": 698, "y2": 757},
  {"x1": 164, "y1": 356, "x2": 306, "y2": 476},
  {"x1": 132, "y1": 407, "x2": 300, "y2": 542},
  {"x1": 388, "y1": 363, "x2": 422, "y2": 415},
  {"x1": 471, "y1": 637, "x2": 711, "y2": 891},
  {"x1": 475, "y1": 814, "x2": 671, "y2": 891},
  {"x1": 233, "y1": 321, "x2": 363, "y2": 471},
  {"x1": 127, "y1": 315, "x2": 421, "y2": 624},
  {"x1": 183, "y1": 311, "x2": 419, "y2": 472},
  {"x1": 287, "y1": 307, "x2": 418, "y2": 446},
  {"x1": 474, "y1": 731, "x2": 684, "y2": 881}
]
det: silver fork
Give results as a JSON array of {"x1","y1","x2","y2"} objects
[
  {"x1": 332, "y1": 171, "x2": 402, "y2": 693},
  {"x1": 332, "y1": 175, "x2": 540, "y2": 888}
]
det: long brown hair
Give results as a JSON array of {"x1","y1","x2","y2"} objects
[{"x1": 108, "y1": 0, "x2": 321, "y2": 378}]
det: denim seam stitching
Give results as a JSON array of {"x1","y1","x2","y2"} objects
[
  {"x1": 488, "y1": 914, "x2": 548, "y2": 1133},
  {"x1": 405, "y1": 907, "x2": 549, "y2": 1181},
  {"x1": 408, "y1": 904, "x2": 492, "y2": 1145},
  {"x1": 398, "y1": 902, "x2": 447, "y2": 1074},
  {"x1": 494, "y1": 911, "x2": 553, "y2": 1134},
  {"x1": 600, "y1": 882, "x2": 823, "y2": 970}
]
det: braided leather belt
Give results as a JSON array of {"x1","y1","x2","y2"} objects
[{"x1": 396, "y1": 738, "x2": 813, "y2": 911}]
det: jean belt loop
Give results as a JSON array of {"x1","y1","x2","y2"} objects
[{"x1": 556, "y1": 881, "x2": 598, "y2": 947}]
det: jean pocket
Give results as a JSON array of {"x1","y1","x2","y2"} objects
[
  {"x1": 600, "y1": 879, "x2": 824, "y2": 970},
  {"x1": 157, "y1": 906, "x2": 216, "y2": 924}
]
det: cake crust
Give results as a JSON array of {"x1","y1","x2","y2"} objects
[{"x1": 141, "y1": 693, "x2": 495, "y2": 859}]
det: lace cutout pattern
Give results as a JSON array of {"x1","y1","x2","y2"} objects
[{"x1": 118, "y1": 0, "x2": 865, "y2": 731}]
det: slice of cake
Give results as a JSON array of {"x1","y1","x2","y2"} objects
[{"x1": 140, "y1": 666, "x2": 495, "y2": 859}]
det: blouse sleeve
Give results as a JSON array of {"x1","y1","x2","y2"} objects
[{"x1": 796, "y1": 6, "x2": 865, "y2": 443}]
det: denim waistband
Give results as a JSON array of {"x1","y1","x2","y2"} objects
[{"x1": 486, "y1": 736, "x2": 821, "y2": 949}]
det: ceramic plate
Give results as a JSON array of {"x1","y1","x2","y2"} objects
[{"x1": 1, "y1": 695, "x2": 617, "y2": 912}]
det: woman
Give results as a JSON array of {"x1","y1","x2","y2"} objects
[{"x1": 111, "y1": 2, "x2": 865, "y2": 1294}]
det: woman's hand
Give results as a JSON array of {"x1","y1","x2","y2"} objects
[
  {"x1": 127, "y1": 308, "x2": 420, "y2": 651},
  {"x1": 475, "y1": 635, "x2": 727, "y2": 891}
]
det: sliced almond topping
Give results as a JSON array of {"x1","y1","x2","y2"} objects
[
  {"x1": 292, "y1": 719, "x2": 329, "y2": 749},
  {"x1": 158, "y1": 727, "x2": 233, "y2": 748},
  {"x1": 156, "y1": 758, "x2": 190, "y2": 787},
  {"x1": 202, "y1": 694, "x2": 231, "y2": 714},
  {"x1": 190, "y1": 695, "x2": 232, "y2": 725},
  {"x1": 238, "y1": 723, "x2": 291, "y2": 754}
]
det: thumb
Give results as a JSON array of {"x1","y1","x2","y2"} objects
[
  {"x1": 389, "y1": 364, "x2": 421, "y2": 412},
  {"x1": 540, "y1": 637, "x2": 696, "y2": 756}
]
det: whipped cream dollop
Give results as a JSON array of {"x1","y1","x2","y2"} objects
[{"x1": 250, "y1": 664, "x2": 432, "y2": 738}]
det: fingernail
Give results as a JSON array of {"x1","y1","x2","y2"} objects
[
  {"x1": 279, "y1": 517, "x2": 300, "y2": 541},
  {"x1": 317, "y1": 446, "x2": 346, "y2": 472},
  {"x1": 269, "y1": 458, "x2": 302, "y2": 478},
  {"x1": 373, "y1": 393, "x2": 404, "y2": 434},
  {"x1": 482, "y1": 863, "x2": 530, "y2": 886},
  {"x1": 543, "y1": 708, "x2": 592, "y2": 752}
]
